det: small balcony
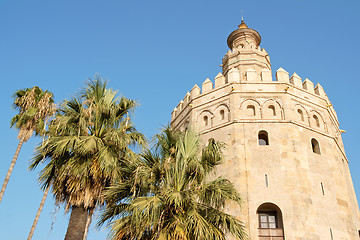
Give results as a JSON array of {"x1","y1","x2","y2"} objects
[{"x1": 258, "y1": 228, "x2": 284, "y2": 240}]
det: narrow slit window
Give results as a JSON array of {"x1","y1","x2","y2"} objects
[
  {"x1": 297, "y1": 109, "x2": 304, "y2": 121},
  {"x1": 204, "y1": 116, "x2": 208, "y2": 126},
  {"x1": 247, "y1": 105, "x2": 256, "y2": 116},
  {"x1": 313, "y1": 115, "x2": 320, "y2": 127},
  {"x1": 330, "y1": 228, "x2": 333, "y2": 240},
  {"x1": 258, "y1": 130, "x2": 269, "y2": 145},
  {"x1": 269, "y1": 105, "x2": 276, "y2": 116},
  {"x1": 321, "y1": 182, "x2": 325, "y2": 195},
  {"x1": 265, "y1": 174, "x2": 268, "y2": 187},
  {"x1": 220, "y1": 109, "x2": 225, "y2": 120},
  {"x1": 311, "y1": 138, "x2": 321, "y2": 154}
]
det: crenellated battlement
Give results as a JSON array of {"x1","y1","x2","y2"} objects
[
  {"x1": 171, "y1": 19, "x2": 339, "y2": 142},
  {"x1": 171, "y1": 67, "x2": 330, "y2": 121}
]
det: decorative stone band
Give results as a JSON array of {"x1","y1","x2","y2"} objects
[
  {"x1": 171, "y1": 67, "x2": 330, "y2": 121},
  {"x1": 227, "y1": 58, "x2": 271, "y2": 67}
]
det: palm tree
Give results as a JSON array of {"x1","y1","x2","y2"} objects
[
  {"x1": 30, "y1": 77, "x2": 145, "y2": 240},
  {"x1": 0, "y1": 86, "x2": 55, "y2": 204},
  {"x1": 27, "y1": 185, "x2": 51, "y2": 240},
  {"x1": 100, "y1": 128, "x2": 248, "y2": 240}
]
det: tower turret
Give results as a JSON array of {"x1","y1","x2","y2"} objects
[
  {"x1": 227, "y1": 20, "x2": 261, "y2": 50},
  {"x1": 171, "y1": 21, "x2": 360, "y2": 239},
  {"x1": 222, "y1": 20, "x2": 271, "y2": 81}
]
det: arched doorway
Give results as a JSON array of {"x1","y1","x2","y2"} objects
[{"x1": 257, "y1": 203, "x2": 285, "y2": 239}]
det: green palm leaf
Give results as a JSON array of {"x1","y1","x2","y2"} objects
[
  {"x1": 30, "y1": 76, "x2": 145, "y2": 240},
  {"x1": 101, "y1": 128, "x2": 248, "y2": 240}
]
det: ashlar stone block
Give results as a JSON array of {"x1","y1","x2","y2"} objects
[
  {"x1": 276, "y1": 67, "x2": 289, "y2": 82},
  {"x1": 215, "y1": 72, "x2": 226, "y2": 88},
  {"x1": 289, "y1": 73, "x2": 302, "y2": 88},
  {"x1": 202, "y1": 78, "x2": 213, "y2": 93},
  {"x1": 227, "y1": 68, "x2": 240, "y2": 83},
  {"x1": 302, "y1": 78, "x2": 314, "y2": 93},
  {"x1": 261, "y1": 69, "x2": 272, "y2": 81}
]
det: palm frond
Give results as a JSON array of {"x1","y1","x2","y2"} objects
[
  {"x1": 30, "y1": 76, "x2": 144, "y2": 215},
  {"x1": 101, "y1": 127, "x2": 247, "y2": 239}
]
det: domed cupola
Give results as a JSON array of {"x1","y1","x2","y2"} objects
[
  {"x1": 227, "y1": 20, "x2": 262, "y2": 50},
  {"x1": 222, "y1": 20, "x2": 271, "y2": 81}
]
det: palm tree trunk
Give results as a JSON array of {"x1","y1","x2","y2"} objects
[
  {"x1": 83, "y1": 207, "x2": 94, "y2": 240},
  {"x1": 27, "y1": 185, "x2": 50, "y2": 240},
  {"x1": 64, "y1": 205, "x2": 88, "y2": 240},
  {"x1": 0, "y1": 136, "x2": 25, "y2": 204}
]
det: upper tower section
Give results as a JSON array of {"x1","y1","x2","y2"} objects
[
  {"x1": 222, "y1": 20, "x2": 271, "y2": 81},
  {"x1": 227, "y1": 20, "x2": 261, "y2": 50}
]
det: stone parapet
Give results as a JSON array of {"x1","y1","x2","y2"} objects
[{"x1": 171, "y1": 67, "x2": 335, "y2": 125}]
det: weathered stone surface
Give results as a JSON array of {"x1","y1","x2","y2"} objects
[
  {"x1": 170, "y1": 21, "x2": 360, "y2": 240},
  {"x1": 289, "y1": 72, "x2": 302, "y2": 87},
  {"x1": 276, "y1": 67, "x2": 289, "y2": 82},
  {"x1": 202, "y1": 78, "x2": 213, "y2": 93},
  {"x1": 215, "y1": 72, "x2": 226, "y2": 88}
]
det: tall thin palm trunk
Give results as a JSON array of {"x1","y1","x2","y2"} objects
[
  {"x1": 0, "y1": 136, "x2": 25, "y2": 204},
  {"x1": 27, "y1": 185, "x2": 50, "y2": 240},
  {"x1": 64, "y1": 205, "x2": 88, "y2": 240},
  {"x1": 28, "y1": 120, "x2": 50, "y2": 240},
  {"x1": 83, "y1": 207, "x2": 94, "y2": 240}
]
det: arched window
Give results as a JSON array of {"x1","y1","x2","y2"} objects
[
  {"x1": 313, "y1": 115, "x2": 320, "y2": 127},
  {"x1": 297, "y1": 109, "x2": 304, "y2": 122},
  {"x1": 258, "y1": 130, "x2": 269, "y2": 145},
  {"x1": 268, "y1": 105, "x2": 276, "y2": 116},
  {"x1": 247, "y1": 105, "x2": 255, "y2": 116},
  {"x1": 204, "y1": 116, "x2": 208, "y2": 127},
  {"x1": 220, "y1": 109, "x2": 225, "y2": 120},
  {"x1": 311, "y1": 138, "x2": 321, "y2": 154},
  {"x1": 257, "y1": 203, "x2": 284, "y2": 238}
]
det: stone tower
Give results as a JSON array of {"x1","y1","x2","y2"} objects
[{"x1": 170, "y1": 21, "x2": 360, "y2": 239}]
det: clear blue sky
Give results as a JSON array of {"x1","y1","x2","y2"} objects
[{"x1": 1, "y1": 1, "x2": 359, "y2": 239}]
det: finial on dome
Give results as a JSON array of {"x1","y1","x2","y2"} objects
[
  {"x1": 238, "y1": 20, "x2": 248, "y2": 29},
  {"x1": 227, "y1": 20, "x2": 261, "y2": 50}
]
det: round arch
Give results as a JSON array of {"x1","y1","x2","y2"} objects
[
  {"x1": 197, "y1": 110, "x2": 214, "y2": 130},
  {"x1": 256, "y1": 202, "x2": 285, "y2": 238},
  {"x1": 309, "y1": 110, "x2": 325, "y2": 131},
  {"x1": 214, "y1": 103, "x2": 230, "y2": 123},
  {"x1": 262, "y1": 99, "x2": 283, "y2": 119},
  {"x1": 294, "y1": 104, "x2": 309, "y2": 125},
  {"x1": 240, "y1": 99, "x2": 261, "y2": 119}
]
